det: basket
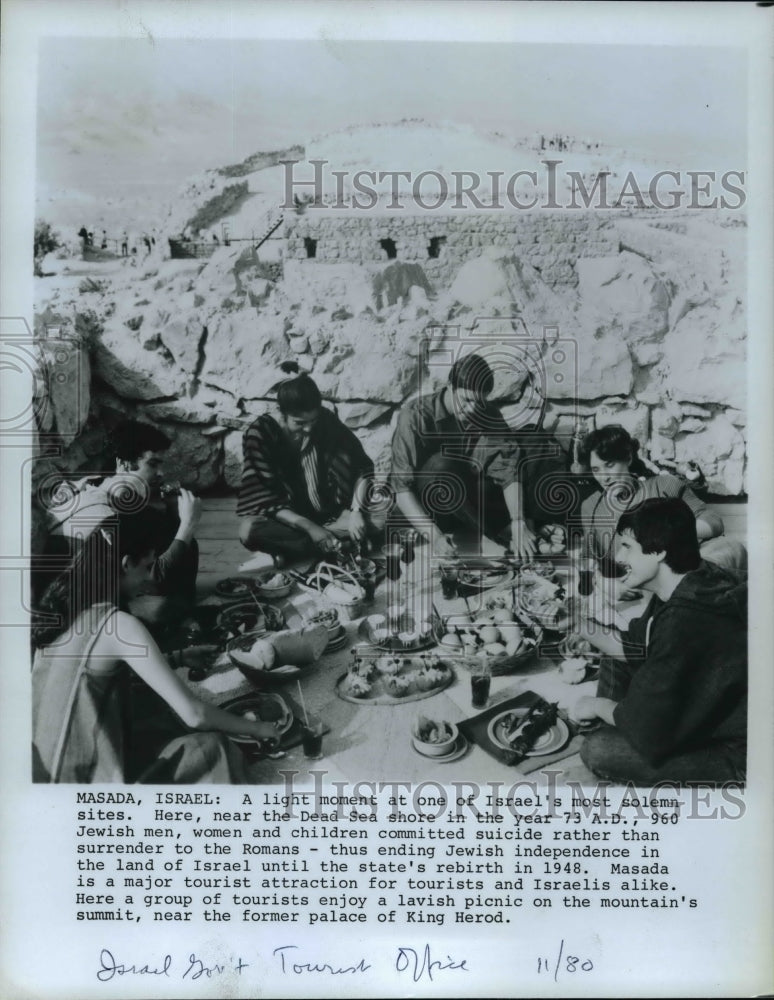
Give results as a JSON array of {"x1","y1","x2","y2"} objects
[
  {"x1": 307, "y1": 562, "x2": 365, "y2": 622},
  {"x1": 433, "y1": 613, "x2": 543, "y2": 676}
]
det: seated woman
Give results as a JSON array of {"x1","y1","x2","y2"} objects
[
  {"x1": 238, "y1": 362, "x2": 385, "y2": 560},
  {"x1": 32, "y1": 513, "x2": 281, "y2": 784},
  {"x1": 579, "y1": 424, "x2": 746, "y2": 573}
]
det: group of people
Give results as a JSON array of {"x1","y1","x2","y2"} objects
[{"x1": 31, "y1": 353, "x2": 748, "y2": 787}]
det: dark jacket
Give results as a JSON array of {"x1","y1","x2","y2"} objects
[{"x1": 614, "y1": 560, "x2": 747, "y2": 766}]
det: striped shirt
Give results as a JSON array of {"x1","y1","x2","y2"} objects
[{"x1": 237, "y1": 409, "x2": 374, "y2": 521}]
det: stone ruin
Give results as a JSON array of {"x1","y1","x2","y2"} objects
[{"x1": 31, "y1": 193, "x2": 747, "y2": 527}]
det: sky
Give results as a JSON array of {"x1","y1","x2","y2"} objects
[{"x1": 36, "y1": 35, "x2": 747, "y2": 212}]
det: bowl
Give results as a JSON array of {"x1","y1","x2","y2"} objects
[
  {"x1": 254, "y1": 571, "x2": 294, "y2": 599},
  {"x1": 226, "y1": 630, "x2": 305, "y2": 685},
  {"x1": 216, "y1": 601, "x2": 285, "y2": 639},
  {"x1": 412, "y1": 719, "x2": 459, "y2": 757}
]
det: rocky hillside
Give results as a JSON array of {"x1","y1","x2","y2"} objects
[{"x1": 32, "y1": 123, "x2": 747, "y2": 509}]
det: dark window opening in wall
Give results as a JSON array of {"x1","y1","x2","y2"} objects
[
  {"x1": 303, "y1": 237, "x2": 317, "y2": 258},
  {"x1": 427, "y1": 236, "x2": 446, "y2": 259},
  {"x1": 379, "y1": 238, "x2": 397, "y2": 259}
]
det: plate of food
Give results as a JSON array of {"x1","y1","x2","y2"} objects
[
  {"x1": 456, "y1": 561, "x2": 515, "y2": 592},
  {"x1": 512, "y1": 574, "x2": 569, "y2": 631},
  {"x1": 218, "y1": 691, "x2": 294, "y2": 745},
  {"x1": 214, "y1": 577, "x2": 259, "y2": 601},
  {"x1": 435, "y1": 605, "x2": 542, "y2": 674},
  {"x1": 254, "y1": 570, "x2": 294, "y2": 599},
  {"x1": 216, "y1": 601, "x2": 285, "y2": 639},
  {"x1": 358, "y1": 611, "x2": 438, "y2": 652},
  {"x1": 488, "y1": 703, "x2": 569, "y2": 757},
  {"x1": 337, "y1": 652, "x2": 454, "y2": 704}
]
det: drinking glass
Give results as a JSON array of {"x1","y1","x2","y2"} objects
[{"x1": 471, "y1": 658, "x2": 492, "y2": 709}]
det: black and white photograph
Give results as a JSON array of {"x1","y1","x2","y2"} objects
[{"x1": 1, "y1": 2, "x2": 772, "y2": 997}]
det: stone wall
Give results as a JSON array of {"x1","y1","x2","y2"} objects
[
  {"x1": 285, "y1": 212, "x2": 618, "y2": 289},
  {"x1": 32, "y1": 207, "x2": 747, "y2": 501}
]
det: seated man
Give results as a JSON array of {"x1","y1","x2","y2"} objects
[
  {"x1": 573, "y1": 497, "x2": 747, "y2": 785},
  {"x1": 45, "y1": 420, "x2": 200, "y2": 611},
  {"x1": 389, "y1": 353, "x2": 565, "y2": 559},
  {"x1": 238, "y1": 363, "x2": 384, "y2": 560}
]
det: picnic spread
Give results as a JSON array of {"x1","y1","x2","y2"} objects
[{"x1": 166, "y1": 530, "x2": 648, "y2": 783}]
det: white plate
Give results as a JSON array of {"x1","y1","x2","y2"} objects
[
  {"x1": 411, "y1": 735, "x2": 469, "y2": 763},
  {"x1": 487, "y1": 708, "x2": 570, "y2": 756}
]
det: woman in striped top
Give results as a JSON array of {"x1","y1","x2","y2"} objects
[
  {"x1": 579, "y1": 425, "x2": 745, "y2": 572},
  {"x1": 238, "y1": 363, "x2": 383, "y2": 560}
]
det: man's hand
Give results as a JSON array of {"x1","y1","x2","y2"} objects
[
  {"x1": 430, "y1": 529, "x2": 457, "y2": 559},
  {"x1": 348, "y1": 509, "x2": 367, "y2": 544},
  {"x1": 307, "y1": 523, "x2": 341, "y2": 554},
  {"x1": 176, "y1": 488, "x2": 201, "y2": 541},
  {"x1": 570, "y1": 695, "x2": 601, "y2": 724},
  {"x1": 509, "y1": 518, "x2": 536, "y2": 560}
]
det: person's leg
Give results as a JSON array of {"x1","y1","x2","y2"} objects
[
  {"x1": 239, "y1": 515, "x2": 315, "y2": 560},
  {"x1": 415, "y1": 451, "x2": 484, "y2": 536},
  {"x1": 699, "y1": 536, "x2": 748, "y2": 572},
  {"x1": 580, "y1": 726, "x2": 745, "y2": 785}
]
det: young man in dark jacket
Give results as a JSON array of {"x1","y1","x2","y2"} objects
[{"x1": 574, "y1": 497, "x2": 747, "y2": 784}]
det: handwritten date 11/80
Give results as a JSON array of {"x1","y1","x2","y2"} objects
[{"x1": 537, "y1": 940, "x2": 594, "y2": 981}]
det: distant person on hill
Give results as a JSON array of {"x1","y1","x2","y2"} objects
[
  {"x1": 238, "y1": 362, "x2": 385, "y2": 560},
  {"x1": 121, "y1": 231, "x2": 128, "y2": 256},
  {"x1": 44, "y1": 421, "x2": 201, "y2": 616},
  {"x1": 142, "y1": 233, "x2": 152, "y2": 255},
  {"x1": 100, "y1": 229, "x2": 108, "y2": 249}
]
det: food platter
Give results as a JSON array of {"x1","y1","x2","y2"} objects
[
  {"x1": 358, "y1": 611, "x2": 439, "y2": 653},
  {"x1": 488, "y1": 707, "x2": 570, "y2": 756},
  {"x1": 455, "y1": 560, "x2": 516, "y2": 593},
  {"x1": 216, "y1": 601, "x2": 285, "y2": 639},
  {"x1": 510, "y1": 574, "x2": 570, "y2": 632},
  {"x1": 219, "y1": 691, "x2": 294, "y2": 745},
  {"x1": 336, "y1": 653, "x2": 455, "y2": 705}
]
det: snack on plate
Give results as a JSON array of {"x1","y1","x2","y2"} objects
[
  {"x1": 307, "y1": 607, "x2": 340, "y2": 629},
  {"x1": 378, "y1": 657, "x2": 402, "y2": 676},
  {"x1": 343, "y1": 673, "x2": 372, "y2": 698},
  {"x1": 384, "y1": 674, "x2": 411, "y2": 698},
  {"x1": 398, "y1": 630, "x2": 420, "y2": 648},
  {"x1": 516, "y1": 576, "x2": 566, "y2": 627},
  {"x1": 352, "y1": 656, "x2": 378, "y2": 680},
  {"x1": 261, "y1": 572, "x2": 289, "y2": 589}
]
